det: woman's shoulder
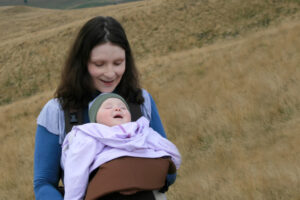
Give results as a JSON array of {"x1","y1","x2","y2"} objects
[
  {"x1": 141, "y1": 88, "x2": 151, "y2": 103},
  {"x1": 38, "y1": 98, "x2": 63, "y2": 117},
  {"x1": 42, "y1": 98, "x2": 62, "y2": 109},
  {"x1": 140, "y1": 89, "x2": 152, "y2": 120},
  {"x1": 37, "y1": 98, "x2": 65, "y2": 136}
]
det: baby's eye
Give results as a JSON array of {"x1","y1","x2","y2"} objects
[
  {"x1": 121, "y1": 107, "x2": 127, "y2": 110},
  {"x1": 105, "y1": 106, "x2": 112, "y2": 109}
]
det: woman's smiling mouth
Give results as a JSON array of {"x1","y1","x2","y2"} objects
[
  {"x1": 101, "y1": 79, "x2": 114, "y2": 83},
  {"x1": 100, "y1": 79, "x2": 115, "y2": 86}
]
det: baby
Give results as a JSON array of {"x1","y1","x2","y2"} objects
[{"x1": 61, "y1": 93, "x2": 181, "y2": 200}]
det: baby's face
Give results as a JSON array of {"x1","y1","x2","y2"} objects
[{"x1": 96, "y1": 98, "x2": 131, "y2": 126}]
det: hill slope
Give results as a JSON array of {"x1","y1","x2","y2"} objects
[
  {"x1": 0, "y1": 0, "x2": 143, "y2": 9},
  {"x1": 0, "y1": 0, "x2": 300, "y2": 199},
  {"x1": 1, "y1": 0, "x2": 300, "y2": 105},
  {"x1": 141, "y1": 21, "x2": 300, "y2": 199}
]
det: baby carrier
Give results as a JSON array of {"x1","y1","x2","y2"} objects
[{"x1": 62, "y1": 103, "x2": 170, "y2": 200}]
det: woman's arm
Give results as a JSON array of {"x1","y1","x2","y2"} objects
[
  {"x1": 148, "y1": 94, "x2": 166, "y2": 138},
  {"x1": 148, "y1": 94, "x2": 177, "y2": 190},
  {"x1": 34, "y1": 125, "x2": 63, "y2": 200}
]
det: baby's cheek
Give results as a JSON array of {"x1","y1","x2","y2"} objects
[
  {"x1": 97, "y1": 111, "x2": 109, "y2": 123},
  {"x1": 127, "y1": 113, "x2": 132, "y2": 122}
]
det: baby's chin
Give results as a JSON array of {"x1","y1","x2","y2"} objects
[{"x1": 109, "y1": 119, "x2": 131, "y2": 126}]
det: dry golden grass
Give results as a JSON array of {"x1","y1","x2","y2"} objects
[
  {"x1": 0, "y1": 0, "x2": 160, "y2": 104},
  {"x1": 1, "y1": 0, "x2": 300, "y2": 105},
  {"x1": 1, "y1": 0, "x2": 300, "y2": 199},
  {"x1": 142, "y1": 20, "x2": 300, "y2": 199},
  {"x1": 0, "y1": 92, "x2": 52, "y2": 199}
]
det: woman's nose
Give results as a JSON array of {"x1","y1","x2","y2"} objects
[{"x1": 104, "y1": 66, "x2": 115, "y2": 78}]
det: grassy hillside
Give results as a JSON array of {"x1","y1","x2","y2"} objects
[
  {"x1": 141, "y1": 21, "x2": 300, "y2": 199},
  {"x1": 0, "y1": 0, "x2": 300, "y2": 199},
  {"x1": 1, "y1": 0, "x2": 300, "y2": 106},
  {"x1": 0, "y1": 0, "x2": 143, "y2": 9}
]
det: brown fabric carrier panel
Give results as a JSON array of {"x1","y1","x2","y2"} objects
[{"x1": 85, "y1": 156, "x2": 175, "y2": 200}]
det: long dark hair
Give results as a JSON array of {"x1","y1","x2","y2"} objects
[{"x1": 55, "y1": 16, "x2": 144, "y2": 110}]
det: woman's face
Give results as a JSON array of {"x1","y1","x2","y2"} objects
[{"x1": 88, "y1": 42, "x2": 126, "y2": 93}]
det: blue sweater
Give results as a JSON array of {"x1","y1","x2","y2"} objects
[{"x1": 34, "y1": 95, "x2": 176, "y2": 200}]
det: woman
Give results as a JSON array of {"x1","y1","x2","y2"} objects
[{"x1": 34, "y1": 16, "x2": 176, "y2": 200}]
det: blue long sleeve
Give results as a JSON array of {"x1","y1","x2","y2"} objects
[
  {"x1": 148, "y1": 94, "x2": 177, "y2": 187},
  {"x1": 34, "y1": 125, "x2": 63, "y2": 200},
  {"x1": 149, "y1": 95, "x2": 166, "y2": 138}
]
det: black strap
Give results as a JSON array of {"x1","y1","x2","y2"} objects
[
  {"x1": 96, "y1": 190, "x2": 155, "y2": 200},
  {"x1": 128, "y1": 102, "x2": 142, "y2": 121},
  {"x1": 64, "y1": 109, "x2": 84, "y2": 133}
]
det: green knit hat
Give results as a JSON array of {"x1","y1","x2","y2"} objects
[{"x1": 89, "y1": 93, "x2": 129, "y2": 123}]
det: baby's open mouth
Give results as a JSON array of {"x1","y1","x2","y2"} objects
[{"x1": 113, "y1": 114, "x2": 123, "y2": 119}]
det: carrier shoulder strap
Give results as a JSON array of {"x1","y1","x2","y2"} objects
[
  {"x1": 128, "y1": 102, "x2": 142, "y2": 121},
  {"x1": 64, "y1": 108, "x2": 85, "y2": 134},
  {"x1": 64, "y1": 103, "x2": 142, "y2": 134}
]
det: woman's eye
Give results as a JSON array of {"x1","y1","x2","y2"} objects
[
  {"x1": 95, "y1": 63, "x2": 104, "y2": 67},
  {"x1": 114, "y1": 60, "x2": 124, "y2": 66}
]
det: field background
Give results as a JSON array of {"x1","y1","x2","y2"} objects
[
  {"x1": 0, "y1": 0, "x2": 143, "y2": 9},
  {"x1": 1, "y1": 0, "x2": 300, "y2": 199}
]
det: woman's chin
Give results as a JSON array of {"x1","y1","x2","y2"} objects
[{"x1": 97, "y1": 87, "x2": 116, "y2": 93}]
